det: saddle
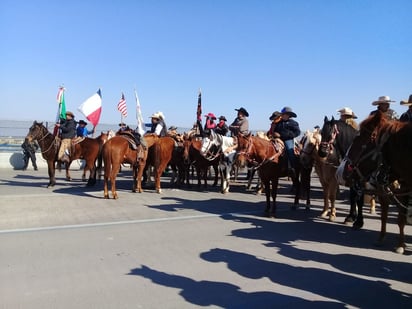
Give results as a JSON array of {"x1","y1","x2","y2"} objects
[
  {"x1": 269, "y1": 138, "x2": 285, "y2": 163},
  {"x1": 118, "y1": 131, "x2": 140, "y2": 150}
]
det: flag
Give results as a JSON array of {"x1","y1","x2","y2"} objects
[
  {"x1": 196, "y1": 89, "x2": 202, "y2": 122},
  {"x1": 135, "y1": 89, "x2": 145, "y2": 136},
  {"x1": 117, "y1": 92, "x2": 127, "y2": 117},
  {"x1": 78, "y1": 89, "x2": 102, "y2": 127},
  {"x1": 57, "y1": 86, "x2": 66, "y2": 120}
]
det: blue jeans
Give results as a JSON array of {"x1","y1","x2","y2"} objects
[{"x1": 284, "y1": 139, "x2": 297, "y2": 169}]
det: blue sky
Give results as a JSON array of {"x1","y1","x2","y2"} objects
[{"x1": 1, "y1": 0, "x2": 411, "y2": 132}]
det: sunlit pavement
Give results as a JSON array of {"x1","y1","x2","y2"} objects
[{"x1": 0, "y1": 167, "x2": 411, "y2": 308}]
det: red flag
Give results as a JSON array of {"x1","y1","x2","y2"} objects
[{"x1": 117, "y1": 92, "x2": 127, "y2": 117}]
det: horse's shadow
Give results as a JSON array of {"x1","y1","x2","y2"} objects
[{"x1": 127, "y1": 264, "x2": 346, "y2": 308}]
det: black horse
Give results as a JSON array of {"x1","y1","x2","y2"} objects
[{"x1": 318, "y1": 116, "x2": 365, "y2": 229}]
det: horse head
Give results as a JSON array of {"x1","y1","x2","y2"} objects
[
  {"x1": 236, "y1": 133, "x2": 253, "y2": 168},
  {"x1": 318, "y1": 116, "x2": 338, "y2": 158},
  {"x1": 200, "y1": 130, "x2": 222, "y2": 161},
  {"x1": 336, "y1": 111, "x2": 388, "y2": 187},
  {"x1": 26, "y1": 121, "x2": 49, "y2": 143},
  {"x1": 300, "y1": 129, "x2": 321, "y2": 168}
]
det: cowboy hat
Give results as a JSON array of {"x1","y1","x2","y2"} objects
[
  {"x1": 337, "y1": 107, "x2": 358, "y2": 119},
  {"x1": 204, "y1": 112, "x2": 217, "y2": 119},
  {"x1": 119, "y1": 122, "x2": 127, "y2": 126},
  {"x1": 150, "y1": 111, "x2": 164, "y2": 120},
  {"x1": 269, "y1": 111, "x2": 281, "y2": 120},
  {"x1": 400, "y1": 94, "x2": 412, "y2": 106},
  {"x1": 78, "y1": 120, "x2": 87, "y2": 125},
  {"x1": 65, "y1": 111, "x2": 74, "y2": 118},
  {"x1": 218, "y1": 115, "x2": 227, "y2": 121},
  {"x1": 372, "y1": 95, "x2": 395, "y2": 105},
  {"x1": 235, "y1": 107, "x2": 249, "y2": 117},
  {"x1": 280, "y1": 107, "x2": 297, "y2": 118},
  {"x1": 168, "y1": 126, "x2": 178, "y2": 131}
]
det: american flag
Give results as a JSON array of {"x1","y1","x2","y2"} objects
[{"x1": 117, "y1": 92, "x2": 127, "y2": 117}]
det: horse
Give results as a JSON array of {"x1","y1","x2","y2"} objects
[
  {"x1": 65, "y1": 131, "x2": 113, "y2": 186},
  {"x1": 25, "y1": 121, "x2": 107, "y2": 187},
  {"x1": 182, "y1": 135, "x2": 219, "y2": 188},
  {"x1": 336, "y1": 111, "x2": 411, "y2": 253},
  {"x1": 300, "y1": 128, "x2": 340, "y2": 220},
  {"x1": 102, "y1": 133, "x2": 159, "y2": 199},
  {"x1": 199, "y1": 130, "x2": 238, "y2": 194},
  {"x1": 142, "y1": 136, "x2": 176, "y2": 193},
  {"x1": 236, "y1": 133, "x2": 288, "y2": 217},
  {"x1": 318, "y1": 116, "x2": 365, "y2": 228}
]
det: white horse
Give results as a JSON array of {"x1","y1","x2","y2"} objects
[{"x1": 200, "y1": 130, "x2": 238, "y2": 193}]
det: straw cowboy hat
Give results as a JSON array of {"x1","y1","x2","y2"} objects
[
  {"x1": 204, "y1": 112, "x2": 217, "y2": 119},
  {"x1": 150, "y1": 111, "x2": 165, "y2": 120},
  {"x1": 65, "y1": 111, "x2": 75, "y2": 118},
  {"x1": 372, "y1": 95, "x2": 395, "y2": 106},
  {"x1": 78, "y1": 120, "x2": 87, "y2": 125},
  {"x1": 235, "y1": 107, "x2": 249, "y2": 117},
  {"x1": 218, "y1": 115, "x2": 227, "y2": 121},
  {"x1": 269, "y1": 111, "x2": 281, "y2": 120},
  {"x1": 400, "y1": 94, "x2": 412, "y2": 106},
  {"x1": 337, "y1": 107, "x2": 357, "y2": 119},
  {"x1": 280, "y1": 107, "x2": 297, "y2": 118}
]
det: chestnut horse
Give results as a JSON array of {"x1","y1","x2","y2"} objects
[
  {"x1": 102, "y1": 133, "x2": 159, "y2": 198},
  {"x1": 336, "y1": 111, "x2": 411, "y2": 254},
  {"x1": 237, "y1": 134, "x2": 288, "y2": 217},
  {"x1": 26, "y1": 121, "x2": 108, "y2": 187},
  {"x1": 182, "y1": 135, "x2": 219, "y2": 188}
]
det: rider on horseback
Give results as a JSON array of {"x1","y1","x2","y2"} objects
[{"x1": 56, "y1": 111, "x2": 76, "y2": 164}]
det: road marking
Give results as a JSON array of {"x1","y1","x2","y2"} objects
[{"x1": 0, "y1": 210, "x2": 263, "y2": 234}]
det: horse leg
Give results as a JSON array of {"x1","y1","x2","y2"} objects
[
  {"x1": 353, "y1": 187, "x2": 364, "y2": 230},
  {"x1": 269, "y1": 176, "x2": 280, "y2": 218},
  {"x1": 132, "y1": 165, "x2": 138, "y2": 193},
  {"x1": 47, "y1": 161, "x2": 56, "y2": 187},
  {"x1": 212, "y1": 164, "x2": 219, "y2": 187},
  {"x1": 292, "y1": 172, "x2": 300, "y2": 210},
  {"x1": 395, "y1": 196, "x2": 408, "y2": 254},
  {"x1": 86, "y1": 161, "x2": 97, "y2": 187},
  {"x1": 110, "y1": 164, "x2": 120, "y2": 199},
  {"x1": 345, "y1": 187, "x2": 358, "y2": 224},
  {"x1": 262, "y1": 178, "x2": 272, "y2": 216},
  {"x1": 329, "y1": 179, "x2": 338, "y2": 222},
  {"x1": 103, "y1": 161, "x2": 111, "y2": 199},
  {"x1": 375, "y1": 195, "x2": 388, "y2": 247},
  {"x1": 65, "y1": 162, "x2": 72, "y2": 181},
  {"x1": 320, "y1": 183, "x2": 330, "y2": 218}
]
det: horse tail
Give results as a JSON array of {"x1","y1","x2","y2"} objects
[
  {"x1": 96, "y1": 142, "x2": 104, "y2": 178},
  {"x1": 102, "y1": 143, "x2": 112, "y2": 181}
]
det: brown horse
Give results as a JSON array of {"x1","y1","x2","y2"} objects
[
  {"x1": 336, "y1": 111, "x2": 411, "y2": 253},
  {"x1": 300, "y1": 129, "x2": 340, "y2": 221},
  {"x1": 102, "y1": 133, "x2": 159, "y2": 198},
  {"x1": 25, "y1": 121, "x2": 107, "y2": 187},
  {"x1": 182, "y1": 135, "x2": 219, "y2": 188},
  {"x1": 65, "y1": 131, "x2": 112, "y2": 186},
  {"x1": 237, "y1": 134, "x2": 288, "y2": 217}
]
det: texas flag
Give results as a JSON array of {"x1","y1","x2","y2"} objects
[{"x1": 78, "y1": 89, "x2": 102, "y2": 127}]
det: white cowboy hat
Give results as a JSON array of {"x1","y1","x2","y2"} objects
[
  {"x1": 337, "y1": 107, "x2": 357, "y2": 119},
  {"x1": 150, "y1": 111, "x2": 165, "y2": 120},
  {"x1": 372, "y1": 95, "x2": 395, "y2": 106}
]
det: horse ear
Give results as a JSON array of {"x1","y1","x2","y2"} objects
[{"x1": 323, "y1": 116, "x2": 328, "y2": 122}]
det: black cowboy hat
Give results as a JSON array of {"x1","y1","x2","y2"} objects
[
  {"x1": 218, "y1": 115, "x2": 227, "y2": 121},
  {"x1": 78, "y1": 120, "x2": 87, "y2": 125},
  {"x1": 281, "y1": 107, "x2": 297, "y2": 118},
  {"x1": 235, "y1": 107, "x2": 249, "y2": 117},
  {"x1": 269, "y1": 111, "x2": 281, "y2": 120},
  {"x1": 119, "y1": 122, "x2": 127, "y2": 126},
  {"x1": 168, "y1": 126, "x2": 178, "y2": 130}
]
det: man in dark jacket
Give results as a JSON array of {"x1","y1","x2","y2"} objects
[
  {"x1": 400, "y1": 94, "x2": 412, "y2": 122},
  {"x1": 274, "y1": 107, "x2": 301, "y2": 176},
  {"x1": 22, "y1": 138, "x2": 39, "y2": 170},
  {"x1": 57, "y1": 111, "x2": 77, "y2": 163}
]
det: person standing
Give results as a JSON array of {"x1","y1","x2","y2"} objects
[
  {"x1": 215, "y1": 116, "x2": 229, "y2": 136},
  {"x1": 76, "y1": 120, "x2": 95, "y2": 137},
  {"x1": 229, "y1": 107, "x2": 249, "y2": 136},
  {"x1": 56, "y1": 111, "x2": 77, "y2": 163},
  {"x1": 22, "y1": 138, "x2": 39, "y2": 170},
  {"x1": 274, "y1": 107, "x2": 301, "y2": 176},
  {"x1": 399, "y1": 94, "x2": 412, "y2": 122}
]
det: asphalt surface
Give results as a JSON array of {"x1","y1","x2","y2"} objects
[{"x1": 0, "y1": 167, "x2": 411, "y2": 309}]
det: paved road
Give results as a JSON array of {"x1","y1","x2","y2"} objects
[{"x1": 0, "y1": 167, "x2": 411, "y2": 308}]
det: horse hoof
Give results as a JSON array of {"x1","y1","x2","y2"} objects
[
  {"x1": 320, "y1": 211, "x2": 328, "y2": 219},
  {"x1": 352, "y1": 220, "x2": 364, "y2": 230},
  {"x1": 394, "y1": 246, "x2": 405, "y2": 254},
  {"x1": 329, "y1": 215, "x2": 336, "y2": 222}
]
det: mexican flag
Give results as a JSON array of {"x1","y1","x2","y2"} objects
[
  {"x1": 57, "y1": 86, "x2": 66, "y2": 120},
  {"x1": 78, "y1": 89, "x2": 102, "y2": 127}
]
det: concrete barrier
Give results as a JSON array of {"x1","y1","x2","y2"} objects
[{"x1": 0, "y1": 152, "x2": 85, "y2": 170}]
